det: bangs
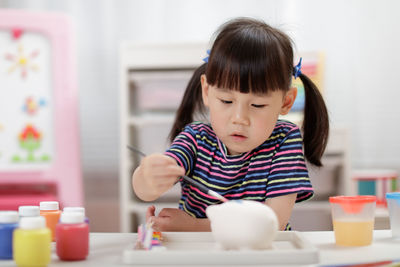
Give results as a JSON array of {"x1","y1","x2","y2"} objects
[{"x1": 205, "y1": 19, "x2": 293, "y2": 94}]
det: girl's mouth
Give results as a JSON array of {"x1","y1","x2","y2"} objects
[{"x1": 231, "y1": 134, "x2": 247, "y2": 141}]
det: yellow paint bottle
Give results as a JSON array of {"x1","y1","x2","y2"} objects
[{"x1": 13, "y1": 216, "x2": 51, "y2": 267}]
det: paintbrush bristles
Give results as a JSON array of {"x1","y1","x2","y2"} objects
[{"x1": 208, "y1": 190, "x2": 229, "y2": 203}]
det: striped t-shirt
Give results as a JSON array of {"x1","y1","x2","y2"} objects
[{"x1": 165, "y1": 120, "x2": 314, "y2": 218}]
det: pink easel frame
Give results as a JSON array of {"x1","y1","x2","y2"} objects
[{"x1": 0, "y1": 9, "x2": 83, "y2": 207}]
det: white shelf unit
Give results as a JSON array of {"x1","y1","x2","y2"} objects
[
  {"x1": 119, "y1": 42, "x2": 207, "y2": 232},
  {"x1": 309, "y1": 127, "x2": 354, "y2": 198},
  {"x1": 288, "y1": 126, "x2": 354, "y2": 231}
]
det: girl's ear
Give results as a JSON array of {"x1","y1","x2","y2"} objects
[
  {"x1": 201, "y1": 74, "x2": 210, "y2": 107},
  {"x1": 280, "y1": 87, "x2": 297, "y2": 115}
]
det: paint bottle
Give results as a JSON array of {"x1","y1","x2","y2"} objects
[
  {"x1": 56, "y1": 212, "x2": 89, "y2": 261},
  {"x1": 39, "y1": 201, "x2": 61, "y2": 241},
  {"x1": 13, "y1": 216, "x2": 51, "y2": 267},
  {"x1": 63, "y1": 207, "x2": 89, "y2": 224},
  {"x1": 0, "y1": 211, "x2": 19, "y2": 260},
  {"x1": 18, "y1": 206, "x2": 40, "y2": 218}
]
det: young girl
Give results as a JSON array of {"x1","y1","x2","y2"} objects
[{"x1": 132, "y1": 17, "x2": 329, "y2": 231}]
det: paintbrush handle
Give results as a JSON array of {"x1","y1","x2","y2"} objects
[{"x1": 126, "y1": 145, "x2": 147, "y2": 157}]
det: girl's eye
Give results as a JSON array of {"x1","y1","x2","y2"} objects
[
  {"x1": 220, "y1": 99, "x2": 232, "y2": 104},
  {"x1": 252, "y1": 104, "x2": 266, "y2": 108}
]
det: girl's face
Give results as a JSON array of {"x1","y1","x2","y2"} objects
[{"x1": 201, "y1": 75, "x2": 297, "y2": 155}]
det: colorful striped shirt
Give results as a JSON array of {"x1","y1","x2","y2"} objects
[{"x1": 165, "y1": 120, "x2": 314, "y2": 218}]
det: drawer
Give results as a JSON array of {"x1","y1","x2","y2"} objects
[{"x1": 129, "y1": 70, "x2": 194, "y2": 112}]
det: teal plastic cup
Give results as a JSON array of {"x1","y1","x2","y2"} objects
[{"x1": 386, "y1": 192, "x2": 400, "y2": 239}]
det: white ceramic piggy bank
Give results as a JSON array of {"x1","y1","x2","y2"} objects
[{"x1": 206, "y1": 200, "x2": 278, "y2": 250}]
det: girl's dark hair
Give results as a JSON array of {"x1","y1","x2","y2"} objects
[
  {"x1": 169, "y1": 63, "x2": 207, "y2": 142},
  {"x1": 169, "y1": 17, "x2": 329, "y2": 167}
]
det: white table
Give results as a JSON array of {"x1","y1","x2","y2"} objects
[
  {"x1": 0, "y1": 230, "x2": 399, "y2": 266},
  {"x1": 303, "y1": 230, "x2": 400, "y2": 266}
]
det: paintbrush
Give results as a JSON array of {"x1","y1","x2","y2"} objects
[{"x1": 127, "y1": 145, "x2": 228, "y2": 203}]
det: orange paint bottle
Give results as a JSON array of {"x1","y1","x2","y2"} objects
[{"x1": 39, "y1": 201, "x2": 61, "y2": 241}]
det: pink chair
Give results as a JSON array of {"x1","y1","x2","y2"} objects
[{"x1": 0, "y1": 9, "x2": 82, "y2": 210}]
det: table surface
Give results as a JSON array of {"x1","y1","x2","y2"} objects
[{"x1": 0, "y1": 230, "x2": 399, "y2": 267}]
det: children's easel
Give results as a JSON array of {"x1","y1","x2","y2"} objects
[{"x1": 0, "y1": 9, "x2": 82, "y2": 209}]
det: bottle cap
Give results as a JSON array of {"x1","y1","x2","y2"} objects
[
  {"x1": 63, "y1": 207, "x2": 85, "y2": 215},
  {"x1": 0, "y1": 211, "x2": 19, "y2": 223},
  {"x1": 60, "y1": 212, "x2": 84, "y2": 224},
  {"x1": 39, "y1": 201, "x2": 59, "y2": 211},
  {"x1": 19, "y1": 206, "x2": 40, "y2": 217},
  {"x1": 19, "y1": 216, "x2": 46, "y2": 229}
]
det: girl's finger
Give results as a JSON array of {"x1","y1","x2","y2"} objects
[{"x1": 146, "y1": 205, "x2": 155, "y2": 222}]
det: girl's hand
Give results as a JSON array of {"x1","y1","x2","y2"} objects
[
  {"x1": 146, "y1": 205, "x2": 211, "y2": 232},
  {"x1": 132, "y1": 153, "x2": 185, "y2": 201}
]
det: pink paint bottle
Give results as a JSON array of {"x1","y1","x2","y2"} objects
[{"x1": 56, "y1": 212, "x2": 89, "y2": 261}]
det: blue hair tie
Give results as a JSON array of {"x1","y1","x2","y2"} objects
[
  {"x1": 293, "y1": 57, "x2": 302, "y2": 79},
  {"x1": 202, "y1": 49, "x2": 211, "y2": 63}
]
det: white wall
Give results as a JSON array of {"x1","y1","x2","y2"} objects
[
  {"x1": 289, "y1": 0, "x2": 400, "y2": 168},
  {"x1": 2, "y1": 0, "x2": 400, "y2": 179}
]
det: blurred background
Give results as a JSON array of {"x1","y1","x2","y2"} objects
[{"x1": 0, "y1": 0, "x2": 399, "y2": 232}]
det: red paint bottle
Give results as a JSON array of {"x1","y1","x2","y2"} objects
[{"x1": 56, "y1": 212, "x2": 89, "y2": 261}]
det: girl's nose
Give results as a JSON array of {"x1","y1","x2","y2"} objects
[{"x1": 232, "y1": 105, "x2": 250, "y2": 126}]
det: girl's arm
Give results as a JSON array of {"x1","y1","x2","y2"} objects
[
  {"x1": 148, "y1": 193, "x2": 297, "y2": 232},
  {"x1": 147, "y1": 193, "x2": 297, "y2": 232},
  {"x1": 132, "y1": 154, "x2": 185, "y2": 201},
  {"x1": 265, "y1": 193, "x2": 297, "y2": 230}
]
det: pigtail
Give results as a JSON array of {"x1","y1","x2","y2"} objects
[
  {"x1": 299, "y1": 73, "x2": 329, "y2": 167},
  {"x1": 168, "y1": 63, "x2": 207, "y2": 143}
]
